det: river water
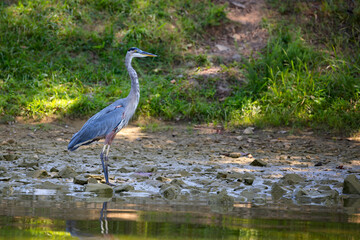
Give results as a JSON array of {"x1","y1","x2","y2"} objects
[{"x1": 0, "y1": 194, "x2": 359, "y2": 240}]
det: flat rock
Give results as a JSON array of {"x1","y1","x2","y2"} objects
[
  {"x1": 250, "y1": 159, "x2": 267, "y2": 167},
  {"x1": 18, "y1": 161, "x2": 39, "y2": 168},
  {"x1": 114, "y1": 184, "x2": 135, "y2": 193},
  {"x1": 27, "y1": 169, "x2": 49, "y2": 178},
  {"x1": 343, "y1": 174, "x2": 360, "y2": 194},
  {"x1": 85, "y1": 183, "x2": 113, "y2": 196}
]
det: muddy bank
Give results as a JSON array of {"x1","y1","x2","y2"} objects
[{"x1": 0, "y1": 121, "x2": 360, "y2": 210}]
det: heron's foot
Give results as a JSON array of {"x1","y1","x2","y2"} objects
[{"x1": 105, "y1": 181, "x2": 116, "y2": 187}]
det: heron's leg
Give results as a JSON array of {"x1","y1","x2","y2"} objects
[
  {"x1": 103, "y1": 130, "x2": 117, "y2": 185},
  {"x1": 100, "y1": 145, "x2": 109, "y2": 184},
  {"x1": 104, "y1": 144, "x2": 112, "y2": 185}
]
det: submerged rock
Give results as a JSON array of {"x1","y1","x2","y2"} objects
[
  {"x1": 27, "y1": 169, "x2": 49, "y2": 178},
  {"x1": 271, "y1": 183, "x2": 286, "y2": 200},
  {"x1": 160, "y1": 184, "x2": 180, "y2": 200},
  {"x1": 59, "y1": 166, "x2": 78, "y2": 178},
  {"x1": 343, "y1": 175, "x2": 360, "y2": 194},
  {"x1": 85, "y1": 183, "x2": 113, "y2": 196},
  {"x1": 35, "y1": 181, "x2": 65, "y2": 190},
  {"x1": 209, "y1": 190, "x2": 234, "y2": 213}
]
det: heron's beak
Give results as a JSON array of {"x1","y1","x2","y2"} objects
[{"x1": 140, "y1": 50, "x2": 157, "y2": 57}]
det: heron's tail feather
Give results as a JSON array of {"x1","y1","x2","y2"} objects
[{"x1": 68, "y1": 132, "x2": 100, "y2": 151}]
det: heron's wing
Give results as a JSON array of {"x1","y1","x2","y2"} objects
[{"x1": 68, "y1": 103, "x2": 126, "y2": 151}]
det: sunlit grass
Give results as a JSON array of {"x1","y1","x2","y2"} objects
[{"x1": 0, "y1": 0, "x2": 359, "y2": 134}]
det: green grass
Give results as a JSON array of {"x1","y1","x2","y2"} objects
[
  {"x1": 0, "y1": 0, "x2": 359, "y2": 134},
  {"x1": 228, "y1": 0, "x2": 360, "y2": 134},
  {"x1": 0, "y1": 0, "x2": 226, "y2": 120}
]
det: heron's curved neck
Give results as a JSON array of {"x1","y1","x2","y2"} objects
[{"x1": 125, "y1": 53, "x2": 140, "y2": 101}]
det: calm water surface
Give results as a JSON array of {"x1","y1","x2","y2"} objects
[{"x1": 0, "y1": 195, "x2": 359, "y2": 240}]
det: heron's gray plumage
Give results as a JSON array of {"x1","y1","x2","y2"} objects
[
  {"x1": 68, "y1": 99, "x2": 126, "y2": 151},
  {"x1": 68, "y1": 48, "x2": 156, "y2": 154}
]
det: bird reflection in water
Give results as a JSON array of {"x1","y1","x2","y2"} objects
[
  {"x1": 66, "y1": 202, "x2": 113, "y2": 239},
  {"x1": 100, "y1": 202, "x2": 109, "y2": 236}
]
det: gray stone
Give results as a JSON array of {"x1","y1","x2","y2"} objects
[
  {"x1": 216, "y1": 172, "x2": 228, "y2": 179},
  {"x1": 209, "y1": 190, "x2": 234, "y2": 206},
  {"x1": 50, "y1": 167, "x2": 59, "y2": 172},
  {"x1": 3, "y1": 154, "x2": 18, "y2": 161},
  {"x1": 243, "y1": 127, "x2": 254, "y2": 135},
  {"x1": 59, "y1": 166, "x2": 78, "y2": 178},
  {"x1": 88, "y1": 178, "x2": 98, "y2": 184},
  {"x1": 244, "y1": 178, "x2": 254, "y2": 185},
  {"x1": 179, "y1": 170, "x2": 190, "y2": 177},
  {"x1": 243, "y1": 172, "x2": 255, "y2": 180},
  {"x1": 74, "y1": 175, "x2": 88, "y2": 185},
  {"x1": 85, "y1": 183, "x2": 113, "y2": 196},
  {"x1": 137, "y1": 166, "x2": 157, "y2": 173},
  {"x1": 343, "y1": 174, "x2": 360, "y2": 194},
  {"x1": 282, "y1": 173, "x2": 305, "y2": 185},
  {"x1": 250, "y1": 159, "x2": 267, "y2": 167}
]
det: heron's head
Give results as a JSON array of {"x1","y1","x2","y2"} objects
[{"x1": 128, "y1": 47, "x2": 157, "y2": 58}]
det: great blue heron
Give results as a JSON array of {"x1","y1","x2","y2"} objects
[{"x1": 68, "y1": 47, "x2": 157, "y2": 185}]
